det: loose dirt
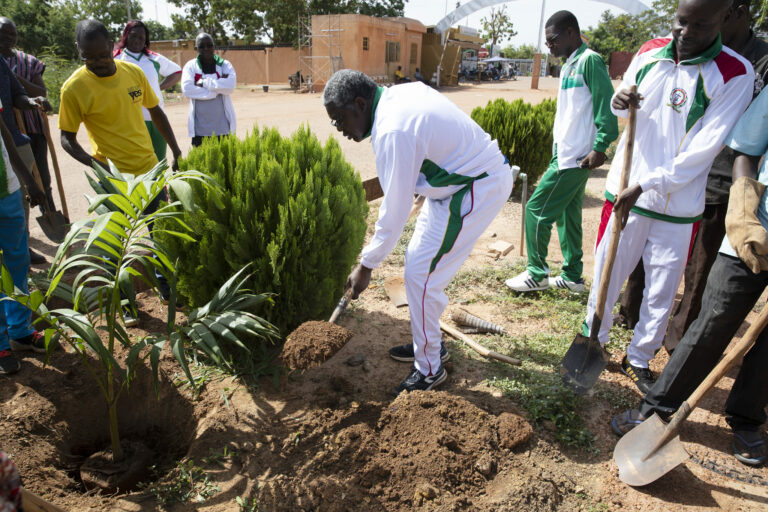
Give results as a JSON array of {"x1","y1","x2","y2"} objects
[{"x1": 281, "y1": 321, "x2": 354, "y2": 370}]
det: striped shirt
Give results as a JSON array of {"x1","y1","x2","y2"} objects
[{"x1": 5, "y1": 50, "x2": 45, "y2": 134}]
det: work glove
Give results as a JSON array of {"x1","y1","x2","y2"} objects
[{"x1": 726, "y1": 176, "x2": 768, "y2": 274}]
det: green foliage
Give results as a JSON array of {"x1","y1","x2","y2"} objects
[
  {"x1": 501, "y1": 44, "x2": 537, "y2": 60},
  {"x1": 480, "y1": 5, "x2": 517, "y2": 48},
  {"x1": 471, "y1": 98, "x2": 556, "y2": 187},
  {"x1": 37, "y1": 50, "x2": 80, "y2": 113},
  {"x1": 144, "y1": 458, "x2": 221, "y2": 507},
  {"x1": 156, "y1": 126, "x2": 368, "y2": 334},
  {"x1": 1, "y1": 160, "x2": 278, "y2": 462},
  {"x1": 583, "y1": 8, "x2": 667, "y2": 63}
]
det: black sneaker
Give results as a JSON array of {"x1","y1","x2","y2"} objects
[
  {"x1": 10, "y1": 331, "x2": 46, "y2": 353},
  {"x1": 621, "y1": 355, "x2": 656, "y2": 394},
  {"x1": 29, "y1": 248, "x2": 46, "y2": 265},
  {"x1": 122, "y1": 306, "x2": 139, "y2": 328},
  {"x1": 158, "y1": 286, "x2": 185, "y2": 310},
  {"x1": 0, "y1": 350, "x2": 21, "y2": 374},
  {"x1": 393, "y1": 366, "x2": 447, "y2": 396},
  {"x1": 611, "y1": 408, "x2": 647, "y2": 436},
  {"x1": 389, "y1": 342, "x2": 450, "y2": 363}
]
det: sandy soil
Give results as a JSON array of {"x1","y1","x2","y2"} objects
[{"x1": 9, "y1": 77, "x2": 768, "y2": 511}]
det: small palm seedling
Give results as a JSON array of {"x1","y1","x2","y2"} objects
[{"x1": 1, "y1": 160, "x2": 279, "y2": 464}]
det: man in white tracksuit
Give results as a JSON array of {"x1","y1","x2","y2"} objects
[
  {"x1": 584, "y1": 0, "x2": 754, "y2": 393},
  {"x1": 323, "y1": 70, "x2": 514, "y2": 395},
  {"x1": 181, "y1": 33, "x2": 236, "y2": 147}
]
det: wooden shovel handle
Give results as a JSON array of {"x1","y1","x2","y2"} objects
[
  {"x1": 591, "y1": 85, "x2": 638, "y2": 336},
  {"x1": 41, "y1": 112, "x2": 69, "y2": 219},
  {"x1": 440, "y1": 321, "x2": 521, "y2": 366},
  {"x1": 13, "y1": 109, "x2": 44, "y2": 190},
  {"x1": 328, "y1": 287, "x2": 355, "y2": 324},
  {"x1": 648, "y1": 302, "x2": 768, "y2": 457}
]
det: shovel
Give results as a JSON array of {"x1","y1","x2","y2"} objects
[
  {"x1": 560, "y1": 85, "x2": 638, "y2": 394},
  {"x1": 614, "y1": 302, "x2": 768, "y2": 486},
  {"x1": 14, "y1": 109, "x2": 68, "y2": 242}
]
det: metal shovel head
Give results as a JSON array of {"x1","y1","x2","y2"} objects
[
  {"x1": 384, "y1": 276, "x2": 408, "y2": 307},
  {"x1": 614, "y1": 413, "x2": 689, "y2": 486},
  {"x1": 36, "y1": 210, "x2": 69, "y2": 243},
  {"x1": 560, "y1": 333, "x2": 610, "y2": 394}
]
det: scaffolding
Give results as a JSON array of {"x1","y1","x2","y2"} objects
[{"x1": 298, "y1": 14, "x2": 344, "y2": 93}]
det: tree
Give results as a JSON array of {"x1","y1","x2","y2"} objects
[
  {"x1": 501, "y1": 44, "x2": 536, "y2": 60},
  {"x1": 480, "y1": 5, "x2": 517, "y2": 53},
  {"x1": 63, "y1": 0, "x2": 144, "y2": 39},
  {"x1": 0, "y1": 0, "x2": 77, "y2": 58},
  {"x1": 142, "y1": 20, "x2": 177, "y2": 41}
]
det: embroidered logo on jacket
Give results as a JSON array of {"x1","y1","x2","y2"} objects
[
  {"x1": 667, "y1": 88, "x2": 687, "y2": 113},
  {"x1": 127, "y1": 86, "x2": 142, "y2": 103}
]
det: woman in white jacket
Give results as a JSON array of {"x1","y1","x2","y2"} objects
[{"x1": 181, "y1": 33, "x2": 236, "y2": 146}]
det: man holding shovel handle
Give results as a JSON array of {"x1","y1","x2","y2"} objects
[
  {"x1": 612, "y1": 83, "x2": 768, "y2": 468},
  {"x1": 575, "y1": 0, "x2": 754, "y2": 395}
]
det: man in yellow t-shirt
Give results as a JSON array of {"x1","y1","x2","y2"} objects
[
  {"x1": 59, "y1": 19, "x2": 181, "y2": 174},
  {"x1": 58, "y1": 19, "x2": 184, "y2": 326}
]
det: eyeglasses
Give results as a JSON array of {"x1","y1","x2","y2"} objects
[
  {"x1": 330, "y1": 117, "x2": 343, "y2": 128},
  {"x1": 545, "y1": 32, "x2": 563, "y2": 48}
]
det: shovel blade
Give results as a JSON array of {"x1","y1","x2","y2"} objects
[
  {"x1": 36, "y1": 211, "x2": 69, "y2": 243},
  {"x1": 614, "y1": 413, "x2": 689, "y2": 486},
  {"x1": 560, "y1": 334, "x2": 610, "y2": 394},
  {"x1": 384, "y1": 277, "x2": 408, "y2": 307}
]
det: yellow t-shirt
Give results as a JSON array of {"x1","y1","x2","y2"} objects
[{"x1": 59, "y1": 60, "x2": 160, "y2": 175}]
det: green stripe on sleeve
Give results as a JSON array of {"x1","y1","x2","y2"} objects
[{"x1": 583, "y1": 52, "x2": 619, "y2": 153}]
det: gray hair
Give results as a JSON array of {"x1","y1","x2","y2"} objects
[{"x1": 323, "y1": 70, "x2": 378, "y2": 108}]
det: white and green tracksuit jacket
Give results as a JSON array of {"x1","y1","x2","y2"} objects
[
  {"x1": 360, "y1": 82, "x2": 508, "y2": 270},
  {"x1": 606, "y1": 36, "x2": 753, "y2": 222},
  {"x1": 553, "y1": 43, "x2": 618, "y2": 169}
]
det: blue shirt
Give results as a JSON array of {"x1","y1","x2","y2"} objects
[
  {"x1": 722, "y1": 85, "x2": 768, "y2": 257},
  {"x1": 0, "y1": 56, "x2": 29, "y2": 146}
]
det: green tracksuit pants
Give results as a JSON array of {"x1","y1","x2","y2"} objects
[{"x1": 525, "y1": 154, "x2": 590, "y2": 283}]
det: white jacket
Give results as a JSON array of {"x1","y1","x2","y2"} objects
[
  {"x1": 361, "y1": 82, "x2": 510, "y2": 269},
  {"x1": 607, "y1": 36, "x2": 753, "y2": 222},
  {"x1": 181, "y1": 55, "x2": 236, "y2": 138}
]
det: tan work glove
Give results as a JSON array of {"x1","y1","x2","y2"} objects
[{"x1": 726, "y1": 176, "x2": 768, "y2": 274}]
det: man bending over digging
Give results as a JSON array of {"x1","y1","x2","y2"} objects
[{"x1": 323, "y1": 70, "x2": 514, "y2": 395}]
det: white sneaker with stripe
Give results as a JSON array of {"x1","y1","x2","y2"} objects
[
  {"x1": 551, "y1": 275, "x2": 586, "y2": 293},
  {"x1": 505, "y1": 271, "x2": 549, "y2": 292}
]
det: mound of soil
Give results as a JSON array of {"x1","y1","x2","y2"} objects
[
  {"x1": 281, "y1": 320, "x2": 354, "y2": 370},
  {"x1": 256, "y1": 391, "x2": 533, "y2": 510}
]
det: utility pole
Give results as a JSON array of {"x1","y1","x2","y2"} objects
[
  {"x1": 125, "y1": 0, "x2": 132, "y2": 20},
  {"x1": 532, "y1": 0, "x2": 546, "y2": 89}
]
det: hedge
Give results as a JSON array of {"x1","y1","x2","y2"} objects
[
  {"x1": 156, "y1": 126, "x2": 369, "y2": 334},
  {"x1": 471, "y1": 98, "x2": 556, "y2": 186}
]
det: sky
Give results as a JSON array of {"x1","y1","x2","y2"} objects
[{"x1": 138, "y1": 0, "x2": 641, "y2": 48}]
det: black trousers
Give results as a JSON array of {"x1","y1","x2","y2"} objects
[
  {"x1": 617, "y1": 203, "x2": 726, "y2": 352},
  {"x1": 639, "y1": 253, "x2": 768, "y2": 432}
]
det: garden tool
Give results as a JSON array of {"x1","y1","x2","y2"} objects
[
  {"x1": 451, "y1": 308, "x2": 506, "y2": 335},
  {"x1": 14, "y1": 109, "x2": 68, "y2": 242},
  {"x1": 440, "y1": 320, "x2": 520, "y2": 366},
  {"x1": 21, "y1": 488, "x2": 66, "y2": 512},
  {"x1": 614, "y1": 301, "x2": 768, "y2": 486},
  {"x1": 384, "y1": 276, "x2": 408, "y2": 307},
  {"x1": 561, "y1": 85, "x2": 638, "y2": 394},
  {"x1": 328, "y1": 287, "x2": 355, "y2": 324}
]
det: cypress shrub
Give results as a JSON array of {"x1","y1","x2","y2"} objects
[
  {"x1": 156, "y1": 126, "x2": 368, "y2": 334},
  {"x1": 471, "y1": 98, "x2": 556, "y2": 186}
]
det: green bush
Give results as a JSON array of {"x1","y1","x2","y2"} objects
[
  {"x1": 471, "y1": 98, "x2": 556, "y2": 186},
  {"x1": 39, "y1": 49, "x2": 80, "y2": 113},
  {"x1": 156, "y1": 126, "x2": 369, "y2": 334}
]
